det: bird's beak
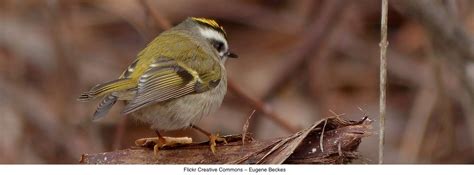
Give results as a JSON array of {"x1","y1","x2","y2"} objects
[{"x1": 227, "y1": 52, "x2": 238, "y2": 58}]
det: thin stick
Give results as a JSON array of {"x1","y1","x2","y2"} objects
[
  {"x1": 379, "y1": 0, "x2": 389, "y2": 164},
  {"x1": 324, "y1": 110, "x2": 344, "y2": 153},
  {"x1": 242, "y1": 110, "x2": 256, "y2": 145},
  {"x1": 320, "y1": 119, "x2": 328, "y2": 153},
  {"x1": 329, "y1": 110, "x2": 345, "y2": 118}
]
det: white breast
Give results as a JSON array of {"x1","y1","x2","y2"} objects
[{"x1": 131, "y1": 71, "x2": 227, "y2": 131}]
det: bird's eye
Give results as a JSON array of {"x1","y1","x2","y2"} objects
[{"x1": 212, "y1": 40, "x2": 224, "y2": 52}]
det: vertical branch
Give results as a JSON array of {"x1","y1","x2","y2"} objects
[{"x1": 379, "y1": 0, "x2": 389, "y2": 164}]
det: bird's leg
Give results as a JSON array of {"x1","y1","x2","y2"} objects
[
  {"x1": 134, "y1": 130, "x2": 192, "y2": 155},
  {"x1": 191, "y1": 125, "x2": 227, "y2": 153}
]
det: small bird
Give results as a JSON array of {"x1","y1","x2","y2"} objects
[{"x1": 78, "y1": 17, "x2": 237, "y2": 154}]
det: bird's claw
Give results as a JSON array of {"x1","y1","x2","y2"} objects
[{"x1": 209, "y1": 133, "x2": 227, "y2": 154}]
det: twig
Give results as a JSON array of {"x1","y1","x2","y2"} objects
[
  {"x1": 357, "y1": 107, "x2": 368, "y2": 117},
  {"x1": 329, "y1": 110, "x2": 346, "y2": 118},
  {"x1": 242, "y1": 110, "x2": 256, "y2": 145},
  {"x1": 320, "y1": 119, "x2": 328, "y2": 153},
  {"x1": 379, "y1": 0, "x2": 389, "y2": 164},
  {"x1": 323, "y1": 110, "x2": 345, "y2": 153}
]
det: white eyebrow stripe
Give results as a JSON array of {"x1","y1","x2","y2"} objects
[{"x1": 198, "y1": 27, "x2": 228, "y2": 52}]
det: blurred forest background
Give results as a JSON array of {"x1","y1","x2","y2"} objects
[{"x1": 1, "y1": 0, "x2": 474, "y2": 164}]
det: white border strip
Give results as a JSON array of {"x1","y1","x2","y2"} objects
[{"x1": 1, "y1": 165, "x2": 474, "y2": 175}]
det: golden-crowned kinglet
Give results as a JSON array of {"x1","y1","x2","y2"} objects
[{"x1": 78, "y1": 17, "x2": 237, "y2": 153}]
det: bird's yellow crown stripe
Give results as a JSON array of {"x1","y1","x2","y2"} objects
[
  {"x1": 191, "y1": 17, "x2": 221, "y2": 28},
  {"x1": 191, "y1": 17, "x2": 226, "y2": 35}
]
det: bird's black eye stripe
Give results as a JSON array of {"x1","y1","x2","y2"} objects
[{"x1": 211, "y1": 39, "x2": 224, "y2": 52}]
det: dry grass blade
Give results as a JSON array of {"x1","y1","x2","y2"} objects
[
  {"x1": 320, "y1": 119, "x2": 328, "y2": 153},
  {"x1": 242, "y1": 110, "x2": 256, "y2": 146}
]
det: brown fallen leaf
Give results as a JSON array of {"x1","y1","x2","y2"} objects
[{"x1": 80, "y1": 116, "x2": 372, "y2": 164}]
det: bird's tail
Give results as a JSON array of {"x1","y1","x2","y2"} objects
[{"x1": 77, "y1": 78, "x2": 135, "y2": 102}]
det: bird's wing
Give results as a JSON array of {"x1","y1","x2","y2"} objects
[{"x1": 122, "y1": 57, "x2": 202, "y2": 114}]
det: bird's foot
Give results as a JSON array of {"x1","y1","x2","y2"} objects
[
  {"x1": 135, "y1": 136, "x2": 193, "y2": 155},
  {"x1": 208, "y1": 133, "x2": 228, "y2": 154}
]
